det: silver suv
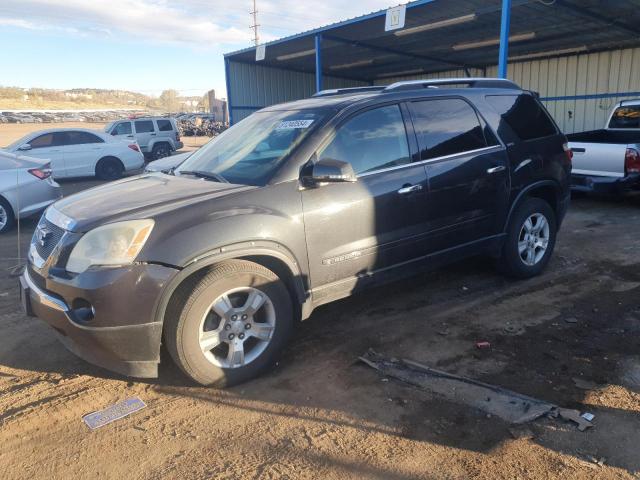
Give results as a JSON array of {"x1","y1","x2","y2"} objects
[{"x1": 104, "y1": 117, "x2": 183, "y2": 160}]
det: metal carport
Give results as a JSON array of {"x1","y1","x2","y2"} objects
[{"x1": 224, "y1": 0, "x2": 640, "y2": 133}]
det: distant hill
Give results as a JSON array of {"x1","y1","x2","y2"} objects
[{"x1": 0, "y1": 87, "x2": 208, "y2": 112}]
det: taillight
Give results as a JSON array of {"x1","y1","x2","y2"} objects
[
  {"x1": 175, "y1": 132, "x2": 181, "y2": 142},
  {"x1": 28, "y1": 162, "x2": 52, "y2": 180},
  {"x1": 562, "y1": 143, "x2": 573, "y2": 165},
  {"x1": 625, "y1": 148, "x2": 640, "y2": 174},
  {"x1": 128, "y1": 144, "x2": 140, "y2": 152}
]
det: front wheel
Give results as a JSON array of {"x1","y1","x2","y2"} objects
[
  {"x1": 164, "y1": 260, "x2": 294, "y2": 387},
  {"x1": 497, "y1": 197, "x2": 557, "y2": 279}
]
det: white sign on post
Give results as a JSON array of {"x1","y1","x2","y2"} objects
[
  {"x1": 256, "y1": 44, "x2": 266, "y2": 62},
  {"x1": 385, "y1": 5, "x2": 406, "y2": 32}
]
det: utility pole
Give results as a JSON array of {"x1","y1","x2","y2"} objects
[{"x1": 250, "y1": 0, "x2": 260, "y2": 46}]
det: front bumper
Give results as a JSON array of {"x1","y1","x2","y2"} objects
[
  {"x1": 570, "y1": 173, "x2": 640, "y2": 194},
  {"x1": 20, "y1": 263, "x2": 178, "y2": 378}
]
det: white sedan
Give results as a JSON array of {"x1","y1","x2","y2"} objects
[{"x1": 3, "y1": 128, "x2": 144, "y2": 180}]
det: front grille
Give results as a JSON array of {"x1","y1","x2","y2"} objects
[{"x1": 33, "y1": 218, "x2": 65, "y2": 261}]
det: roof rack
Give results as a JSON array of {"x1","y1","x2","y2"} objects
[
  {"x1": 312, "y1": 86, "x2": 385, "y2": 97},
  {"x1": 383, "y1": 78, "x2": 520, "y2": 92}
]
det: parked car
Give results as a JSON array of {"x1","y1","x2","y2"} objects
[
  {"x1": 104, "y1": 117, "x2": 183, "y2": 160},
  {"x1": 144, "y1": 151, "x2": 192, "y2": 173},
  {"x1": 3, "y1": 128, "x2": 144, "y2": 180},
  {"x1": 568, "y1": 99, "x2": 640, "y2": 194},
  {"x1": 20, "y1": 78, "x2": 571, "y2": 386},
  {"x1": 0, "y1": 151, "x2": 61, "y2": 233}
]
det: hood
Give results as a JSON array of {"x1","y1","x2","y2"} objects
[
  {"x1": 144, "y1": 152, "x2": 191, "y2": 173},
  {"x1": 52, "y1": 173, "x2": 254, "y2": 232}
]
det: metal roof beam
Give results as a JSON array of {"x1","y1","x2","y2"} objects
[{"x1": 322, "y1": 33, "x2": 482, "y2": 72}]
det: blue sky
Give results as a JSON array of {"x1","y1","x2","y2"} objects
[{"x1": 0, "y1": 0, "x2": 396, "y2": 99}]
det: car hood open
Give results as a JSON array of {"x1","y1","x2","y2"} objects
[{"x1": 52, "y1": 173, "x2": 254, "y2": 232}]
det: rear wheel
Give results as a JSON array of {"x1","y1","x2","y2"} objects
[
  {"x1": 95, "y1": 157, "x2": 124, "y2": 180},
  {"x1": 165, "y1": 260, "x2": 294, "y2": 387},
  {"x1": 0, "y1": 198, "x2": 15, "y2": 234},
  {"x1": 152, "y1": 143, "x2": 171, "y2": 160},
  {"x1": 498, "y1": 197, "x2": 557, "y2": 278}
]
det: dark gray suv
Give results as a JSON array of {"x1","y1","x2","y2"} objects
[{"x1": 20, "y1": 78, "x2": 572, "y2": 386}]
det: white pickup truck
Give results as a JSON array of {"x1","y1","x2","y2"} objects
[{"x1": 568, "y1": 99, "x2": 640, "y2": 194}]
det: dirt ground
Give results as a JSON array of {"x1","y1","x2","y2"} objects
[
  {"x1": 0, "y1": 122, "x2": 210, "y2": 151},
  {"x1": 1, "y1": 180, "x2": 640, "y2": 479}
]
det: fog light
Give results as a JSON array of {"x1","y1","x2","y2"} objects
[{"x1": 71, "y1": 299, "x2": 95, "y2": 324}]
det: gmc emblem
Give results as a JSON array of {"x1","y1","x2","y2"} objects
[{"x1": 36, "y1": 227, "x2": 52, "y2": 247}]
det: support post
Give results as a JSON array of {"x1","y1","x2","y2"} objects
[
  {"x1": 498, "y1": 0, "x2": 512, "y2": 78},
  {"x1": 224, "y1": 57, "x2": 234, "y2": 125},
  {"x1": 315, "y1": 33, "x2": 323, "y2": 93}
]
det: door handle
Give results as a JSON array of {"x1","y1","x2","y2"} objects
[
  {"x1": 487, "y1": 165, "x2": 507, "y2": 174},
  {"x1": 397, "y1": 184, "x2": 423, "y2": 195},
  {"x1": 572, "y1": 147, "x2": 586, "y2": 153}
]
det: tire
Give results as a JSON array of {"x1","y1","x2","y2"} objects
[
  {"x1": 497, "y1": 197, "x2": 557, "y2": 279},
  {"x1": 164, "y1": 260, "x2": 294, "y2": 387},
  {"x1": 0, "y1": 198, "x2": 15, "y2": 234},
  {"x1": 152, "y1": 143, "x2": 171, "y2": 160},
  {"x1": 95, "y1": 157, "x2": 124, "y2": 180}
]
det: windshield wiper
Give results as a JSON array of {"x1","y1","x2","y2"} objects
[{"x1": 178, "y1": 170, "x2": 228, "y2": 183}]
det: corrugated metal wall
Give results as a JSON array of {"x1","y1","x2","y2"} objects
[
  {"x1": 227, "y1": 61, "x2": 367, "y2": 123},
  {"x1": 375, "y1": 48, "x2": 640, "y2": 134},
  {"x1": 228, "y1": 47, "x2": 640, "y2": 132},
  {"x1": 486, "y1": 47, "x2": 640, "y2": 134}
]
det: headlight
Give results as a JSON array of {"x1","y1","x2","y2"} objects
[{"x1": 66, "y1": 220, "x2": 154, "y2": 273}]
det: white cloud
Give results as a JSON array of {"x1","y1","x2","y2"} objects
[{"x1": 0, "y1": 0, "x2": 403, "y2": 49}]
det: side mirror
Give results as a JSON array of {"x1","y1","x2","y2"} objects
[
  {"x1": 110, "y1": 130, "x2": 118, "y2": 136},
  {"x1": 307, "y1": 158, "x2": 357, "y2": 185},
  {"x1": 18, "y1": 144, "x2": 32, "y2": 151}
]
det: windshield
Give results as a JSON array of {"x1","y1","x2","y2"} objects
[
  {"x1": 103, "y1": 121, "x2": 115, "y2": 133},
  {"x1": 176, "y1": 109, "x2": 326, "y2": 185}
]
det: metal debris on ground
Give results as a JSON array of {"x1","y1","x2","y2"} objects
[
  {"x1": 359, "y1": 350, "x2": 594, "y2": 431},
  {"x1": 83, "y1": 397, "x2": 147, "y2": 430},
  {"x1": 475, "y1": 341, "x2": 491, "y2": 349},
  {"x1": 564, "y1": 317, "x2": 578, "y2": 324}
]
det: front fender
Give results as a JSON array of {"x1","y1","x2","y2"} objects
[{"x1": 150, "y1": 241, "x2": 310, "y2": 327}]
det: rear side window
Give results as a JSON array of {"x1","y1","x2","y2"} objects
[
  {"x1": 608, "y1": 105, "x2": 640, "y2": 129},
  {"x1": 410, "y1": 99, "x2": 490, "y2": 160},
  {"x1": 318, "y1": 105, "x2": 410, "y2": 175},
  {"x1": 63, "y1": 131, "x2": 104, "y2": 145},
  {"x1": 156, "y1": 119, "x2": 174, "y2": 131},
  {"x1": 112, "y1": 122, "x2": 132, "y2": 135},
  {"x1": 486, "y1": 94, "x2": 557, "y2": 141},
  {"x1": 135, "y1": 120, "x2": 155, "y2": 133}
]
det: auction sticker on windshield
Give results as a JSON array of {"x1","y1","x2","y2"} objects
[{"x1": 276, "y1": 119, "x2": 314, "y2": 130}]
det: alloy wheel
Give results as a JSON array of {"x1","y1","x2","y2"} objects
[
  {"x1": 518, "y1": 213, "x2": 550, "y2": 266},
  {"x1": 0, "y1": 205, "x2": 7, "y2": 229},
  {"x1": 198, "y1": 287, "x2": 276, "y2": 369}
]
